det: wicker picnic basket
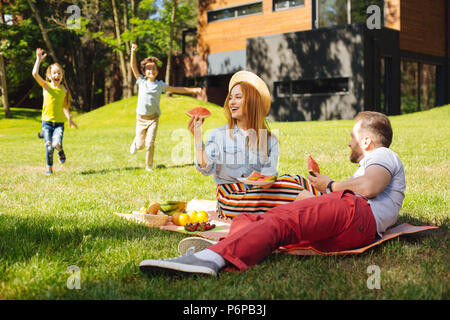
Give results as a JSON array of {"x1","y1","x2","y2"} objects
[{"x1": 132, "y1": 211, "x2": 170, "y2": 227}]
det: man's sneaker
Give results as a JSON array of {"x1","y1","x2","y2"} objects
[
  {"x1": 58, "y1": 150, "x2": 66, "y2": 164},
  {"x1": 178, "y1": 237, "x2": 218, "y2": 255},
  {"x1": 45, "y1": 170, "x2": 52, "y2": 176},
  {"x1": 130, "y1": 138, "x2": 137, "y2": 155},
  {"x1": 139, "y1": 254, "x2": 220, "y2": 277}
]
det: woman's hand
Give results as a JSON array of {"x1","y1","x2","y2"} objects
[
  {"x1": 188, "y1": 115, "x2": 204, "y2": 136},
  {"x1": 131, "y1": 43, "x2": 138, "y2": 53},
  {"x1": 36, "y1": 48, "x2": 47, "y2": 61}
]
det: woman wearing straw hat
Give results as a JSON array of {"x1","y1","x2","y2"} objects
[{"x1": 188, "y1": 71, "x2": 319, "y2": 220}]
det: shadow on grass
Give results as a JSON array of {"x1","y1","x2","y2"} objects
[
  {"x1": 1, "y1": 108, "x2": 42, "y2": 122},
  {"x1": 79, "y1": 163, "x2": 195, "y2": 175},
  {"x1": 0, "y1": 212, "x2": 185, "y2": 265},
  {"x1": 79, "y1": 167, "x2": 142, "y2": 175},
  {"x1": 154, "y1": 163, "x2": 195, "y2": 170}
]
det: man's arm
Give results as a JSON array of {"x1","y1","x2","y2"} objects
[{"x1": 308, "y1": 164, "x2": 391, "y2": 199}]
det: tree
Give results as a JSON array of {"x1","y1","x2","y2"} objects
[
  {"x1": 165, "y1": 0, "x2": 177, "y2": 87},
  {"x1": 0, "y1": 50, "x2": 10, "y2": 118}
]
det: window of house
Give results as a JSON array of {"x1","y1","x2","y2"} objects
[
  {"x1": 400, "y1": 60, "x2": 437, "y2": 114},
  {"x1": 275, "y1": 77, "x2": 349, "y2": 97},
  {"x1": 208, "y1": 2, "x2": 263, "y2": 23},
  {"x1": 273, "y1": 0, "x2": 304, "y2": 11},
  {"x1": 316, "y1": 0, "x2": 384, "y2": 28}
]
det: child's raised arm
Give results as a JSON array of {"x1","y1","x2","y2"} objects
[
  {"x1": 32, "y1": 48, "x2": 49, "y2": 90},
  {"x1": 130, "y1": 43, "x2": 140, "y2": 80},
  {"x1": 166, "y1": 86, "x2": 202, "y2": 96}
]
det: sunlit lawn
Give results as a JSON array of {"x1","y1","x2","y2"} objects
[{"x1": 0, "y1": 97, "x2": 448, "y2": 299}]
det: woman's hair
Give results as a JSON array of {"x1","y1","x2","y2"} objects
[
  {"x1": 224, "y1": 81, "x2": 272, "y2": 155},
  {"x1": 140, "y1": 56, "x2": 160, "y2": 75},
  {"x1": 354, "y1": 111, "x2": 393, "y2": 148},
  {"x1": 45, "y1": 63, "x2": 71, "y2": 108}
]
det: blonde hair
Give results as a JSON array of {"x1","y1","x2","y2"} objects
[
  {"x1": 224, "y1": 82, "x2": 272, "y2": 156},
  {"x1": 45, "y1": 63, "x2": 71, "y2": 108}
]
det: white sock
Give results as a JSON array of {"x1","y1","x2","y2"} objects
[{"x1": 194, "y1": 249, "x2": 226, "y2": 269}]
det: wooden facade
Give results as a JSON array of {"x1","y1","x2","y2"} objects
[
  {"x1": 399, "y1": 0, "x2": 447, "y2": 58},
  {"x1": 197, "y1": 0, "x2": 312, "y2": 55},
  {"x1": 197, "y1": 0, "x2": 448, "y2": 59}
]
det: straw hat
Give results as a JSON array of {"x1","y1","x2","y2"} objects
[{"x1": 228, "y1": 71, "x2": 271, "y2": 115}]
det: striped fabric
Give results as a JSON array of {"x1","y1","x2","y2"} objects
[{"x1": 216, "y1": 174, "x2": 320, "y2": 220}]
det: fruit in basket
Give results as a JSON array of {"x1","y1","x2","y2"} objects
[
  {"x1": 146, "y1": 202, "x2": 160, "y2": 214},
  {"x1": 139, "y1": 206, "x2": 147, "y2": 214},
  {"x1": 160, "y1": 201, "x2": 187, "y2": 216}
]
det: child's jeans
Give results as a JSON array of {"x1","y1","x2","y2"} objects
[{"x1": 42, "y1": 121, "x2": 64, "y2": 167}]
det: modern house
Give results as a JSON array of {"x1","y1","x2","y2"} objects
[{"x1": 173, "y1": 0, "x2": 449, "y2": 121}]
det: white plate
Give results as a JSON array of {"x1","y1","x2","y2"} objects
[{"x1": 237, "y1": 178, "x2": 275, "y2": 186}]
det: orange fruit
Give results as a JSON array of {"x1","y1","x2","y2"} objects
[
  {"x1": 172, "y1": 212, "x2": 181, "y2": 225},
  {"x1": 187, "y1": 210, "x2": 199, "y2": 223},
  {"x1": 177, "y1": 213, "x2": 191, "y2": 226},
  {"x1": 197, "y1": 211, "x2": 209, "y2": 223}
]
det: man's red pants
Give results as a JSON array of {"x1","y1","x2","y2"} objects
[{"x1": 209, "y1": 190, "x2": 377, "y2": 271}]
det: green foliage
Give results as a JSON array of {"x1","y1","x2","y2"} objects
[{"x1": 0, "y1": 0, "x2": 198, "y2": 111}]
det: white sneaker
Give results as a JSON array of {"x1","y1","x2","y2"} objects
[
  {"x1": 178, "y1": 237, "x2": 218, "y2": 255},
  {"x1": 145, "y1": 167, "x2": 152, "y2": 172},
  {"x1": 129, "y1": 138, "x2": 137, "y2": 155},
  {"x1": 139, "y1": 254, "x2": 220, "y2": 277}
]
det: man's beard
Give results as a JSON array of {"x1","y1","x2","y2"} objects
[{"x1": 350, "y1": 145, "x2": 363, "y2": 163}]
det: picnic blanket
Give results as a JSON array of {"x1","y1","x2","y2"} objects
[{"x1": 119, "y1": 200, "x2": 439, "y2": 256}]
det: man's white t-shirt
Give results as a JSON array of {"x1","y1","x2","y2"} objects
[{"x1": 352, "y1": 147, "x2": 406, "y2": 234}]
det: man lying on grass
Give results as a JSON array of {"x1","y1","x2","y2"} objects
[{"x1": 139, "y1": 111, "x2": 406, "y2": 276}]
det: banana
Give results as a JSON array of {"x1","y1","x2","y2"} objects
[{"x1": 160, "y1": 201, "x2": 187, "y2": 216}]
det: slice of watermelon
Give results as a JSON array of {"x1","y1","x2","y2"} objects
[
  {"x1": 308, "y1": 155, "x2": 320, "y2": 176},
  {"x1": 247, "y1": 171, "x2": 276, "y2": 181},
  {"x1": 186, "y1": 106, "x2": 211, "y2": 118},
  {"x1": 247, "y1": 171, "x2": 263, "y2": 180}
]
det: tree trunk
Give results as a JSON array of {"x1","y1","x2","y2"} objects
[
  {"x1": 165, "y1": 0, "x2": 177, "y2": 88},
  {"x1": 69, "y1": 34, "x2": 89, "y2": 111},
  {"x1": 111, "y1": 0, "x2": 131, "y2": 98},
  {"x1": 130, "y1": 0, "x2": 137, "y2": 94},
  {"x1": 0, "y1": 52, "x2": 11, "y2": 118},
  {"x1": 122, "y1": 0, "x2": 133, "y2": 95},
  {"x1": 27, "y1": 0, "x2": 60, "y2": 65}
]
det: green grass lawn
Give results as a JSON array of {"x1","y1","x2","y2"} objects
[{"x1": 0, "y1": 96, "x2": 448, "y2": 300}]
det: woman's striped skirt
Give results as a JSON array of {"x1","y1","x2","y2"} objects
[{"x1": 216, "y1": 174, "x2": 320, "y2": 220}]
